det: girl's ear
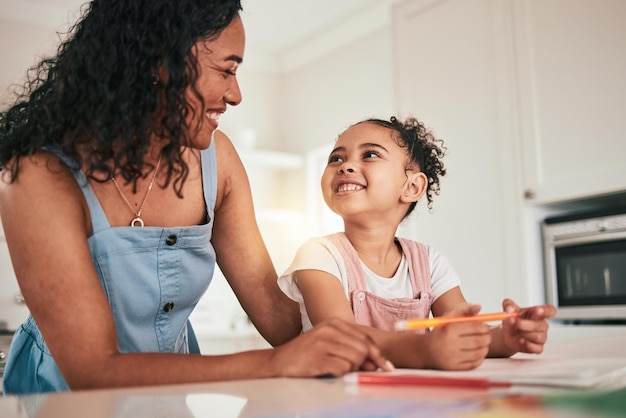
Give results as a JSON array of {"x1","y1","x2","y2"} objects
[{"x1": 401, "y1": 170, "x2": 428, "y2": 203}]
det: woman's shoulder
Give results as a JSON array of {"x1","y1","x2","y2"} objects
[
  {"x1": 0, "y1": 150, "x2": 75, "y2": 189},
  {"x1": 212, "y1": 130, "x2": 246, "y2": 174},
  {"x1": 211, "y1": 129, "x2": 248, "y2": 210},
  {"x1": 0, "y1": 151, "x2": 89, "y2": 234},
  {"x1": 213, "y1": 129, "x2": 239, "y2": 161}
]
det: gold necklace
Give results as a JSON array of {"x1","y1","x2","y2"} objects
[{"x1": 110, "y1": 152, "x2": 163, "y2": 227}]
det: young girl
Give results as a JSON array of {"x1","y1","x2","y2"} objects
[{"x1": 278, "y1": 116, "x2": 556, "y2": 370}]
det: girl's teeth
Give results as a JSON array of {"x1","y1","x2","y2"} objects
[{"x1": 338, "y1": 183, "x2": 363, "y2": 192}]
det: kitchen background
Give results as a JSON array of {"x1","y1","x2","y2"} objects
[{"x1": 1, "y1": 0, "x2": 625, "y2": 354}]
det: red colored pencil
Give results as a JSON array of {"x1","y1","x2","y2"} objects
[{"x1": 346, "y1": 373, "x2": 511, "y2": 389}]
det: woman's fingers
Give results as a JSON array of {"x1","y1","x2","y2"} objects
[
  {"x1": 318, "y1": 318, "x2": 394, "y2": 372},
  {"x1": 270, "y1": 318, "x2": 393, "y2": 377}
]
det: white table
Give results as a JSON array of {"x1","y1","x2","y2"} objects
[{"x1": 1, "y1": 333, "x2": 625, "y2": 417}]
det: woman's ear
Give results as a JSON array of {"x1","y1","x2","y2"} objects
[{"x1": 401, "y1": 170, "x2": 428, "y2": 203}]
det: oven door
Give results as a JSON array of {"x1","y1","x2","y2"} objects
[{"x1": 547, "y1": 233, "x2": 626, "y2": 320}]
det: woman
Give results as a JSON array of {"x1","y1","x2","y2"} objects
[{"x1": 0, "y1": 0, "x2": 391, "y2": 394}]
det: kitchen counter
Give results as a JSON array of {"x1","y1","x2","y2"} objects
[{"x1": 1, "y1": 332, "x2": 625, "y2": 417}]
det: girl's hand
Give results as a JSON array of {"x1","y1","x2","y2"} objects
[
  {"x1": 500, "y1": 298, "x2": 557, "y2": 355},
  {"x1": 423, "y1": 304, "x2": 491, "y2": 370}
]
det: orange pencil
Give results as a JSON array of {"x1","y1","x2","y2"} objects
[{"x1": 394, "y1": 311, "x2": 520, "y2": 331}]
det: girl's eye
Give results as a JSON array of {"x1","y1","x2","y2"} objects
[
  {"x1": 328, "y1": 154, "x2": 343, "y2": 164},
  {"x1": 363, "y1": 150, "x2": 380, "y2": 159}
]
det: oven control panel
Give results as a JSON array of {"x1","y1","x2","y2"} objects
[{"x1": 544, "y1": 213, "x2": 626, "y2": 242}]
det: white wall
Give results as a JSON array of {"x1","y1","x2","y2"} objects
[
  {"x1": 280, "y1": 27, "x2": 396, "y2": 155},
  {"x1": 0, "y1": 19, "x2": 65, "y2": 105},
  {"x1": 218, "y1": 69, "x2": 281, "y2": 151}
]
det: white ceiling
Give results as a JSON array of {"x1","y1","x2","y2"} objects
[{"x1": 0, "y1": 0, "x2": 400, "y2": 73}]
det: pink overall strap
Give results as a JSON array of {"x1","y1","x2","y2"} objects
[
  {"x1": 396, "y1": 238, "x2": 431, "y2": 298},
  {"x1": 325, "y1": 233, "x2": 367, "y2": 299}
]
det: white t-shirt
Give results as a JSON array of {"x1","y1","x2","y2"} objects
[{"x1": 278, "y1": 236, "x2": 462, "y2": 331}]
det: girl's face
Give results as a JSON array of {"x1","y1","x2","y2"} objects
[
  {"x1": 186, "y1": 15, "x2": 245, "y2": 149},
  {"x1": 321, "y1": 122, "x2": 424, "y2": 224}
]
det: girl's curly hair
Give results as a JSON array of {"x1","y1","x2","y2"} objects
[
  {"x1": 360, "y1": 116, "x2": 447, "y2": 217},
  {"x1": 0, "y1": 0, "x2": 242, "y2": 194}
]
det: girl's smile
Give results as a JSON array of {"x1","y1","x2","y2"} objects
[{"x1": 335, "y1": 181, "x2": 366, "y2": 194}]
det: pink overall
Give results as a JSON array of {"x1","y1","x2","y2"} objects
[{"x1": 327, "y1": 233, "x2": 433, "y2": 333}]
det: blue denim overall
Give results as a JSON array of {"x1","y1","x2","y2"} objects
[{"x1": 3, "y1": 144, "x2": 217, "y2": 394}]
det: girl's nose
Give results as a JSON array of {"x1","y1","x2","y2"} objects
[{"x1": 338, "y1": 163, "x2": 355, "y2": 174}]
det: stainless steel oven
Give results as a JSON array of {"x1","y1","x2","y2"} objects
[{"x1": 542, "y1": 208, "x2": 626, "y2": 322}]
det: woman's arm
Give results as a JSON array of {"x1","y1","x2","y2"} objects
[
  {"x1": 210, "y1": 131, "x2": 302, "y2": 346},
  {"x1": 0, "y1": 152, "x2": 389, "y2": 390}
]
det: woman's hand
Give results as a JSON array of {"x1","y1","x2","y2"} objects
[
  {"x1": 268, "y1": 318, "x2": 394, "y2": 377},
  {"x1": 495, "y1": 298, "x2": 557, "y2": 357}
]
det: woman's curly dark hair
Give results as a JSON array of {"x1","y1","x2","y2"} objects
[
  {"x1": 360, "y1": 116, "x2": 447, "y2": 217},
  {"x1": 0, "y1": 0, "x2": 242, "y2": 194}
]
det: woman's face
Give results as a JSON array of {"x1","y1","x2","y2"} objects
[{"x1": 186, "y1": 15, "x2": 245, "y2": 149}]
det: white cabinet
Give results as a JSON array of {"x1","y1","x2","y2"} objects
[
  {"x1": 512, "y1": 0, "x2": 626, "y2": 204},
  {"x1": 392, "y1": 0, "x2": 626, "y2": 309}
]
